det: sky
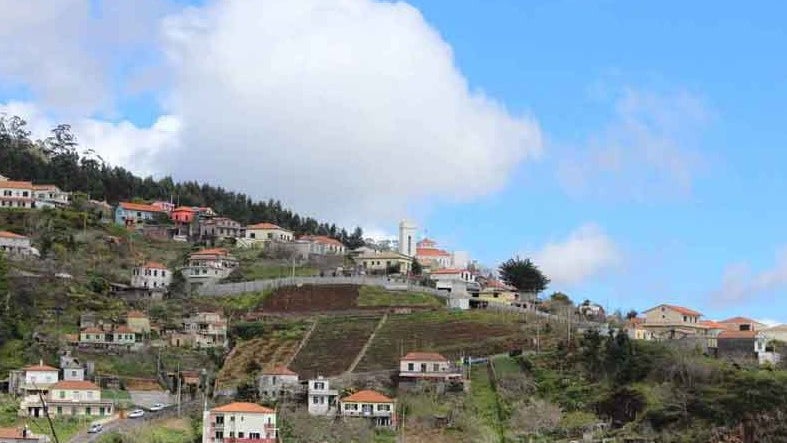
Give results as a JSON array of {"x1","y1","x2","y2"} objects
[{"x1": 1, "y1": 0, "x2": 786, "y2": 323}]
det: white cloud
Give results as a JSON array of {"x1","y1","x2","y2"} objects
[
  {"x1": 155, "y1": 0, "x2": 542, "y2": 225},
  {"x1": 711, "y1": 248, "x2": 787, "y2": 307},
  {"x1": 0, "y1": 101, "x2": 180, "y2": 176},
  {"x1": 557, "y1": 88, "x2": 708, "y2": 200},
  {"x1": 532, "y1": 224, "x2": 621, "y2": 287}
]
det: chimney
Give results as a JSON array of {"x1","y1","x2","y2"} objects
[{"x1": 39, "y1": 359, "x2": 43, "y2": 366}]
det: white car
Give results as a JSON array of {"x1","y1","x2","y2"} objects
[
  {"x1": 88, "y1": 423, "x2": 103, "y2": 433},
  {"x1": 127, "y1": 409, "x2": 145, "y2": 418},
  {"x1": 148, "y1": 403, "x2": 166, "y2": 412}
]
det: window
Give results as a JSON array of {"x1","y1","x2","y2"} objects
[
  {"x1": 215, "y1": 415, "x2": 224, "y2": 424},
  {"x1": 237, "y1": 433, "x2": 244, "y2": 439},
  {"x1": 230, "y1": 415, "x2": 235, "y2": 422},
  {"x1": 407, "y1": 363, "x2": 414, "y2": 371},
  {"x1": 249, "y1": 433, "x2": 261, "y2": 440},
  {"x1": 214, "y1": 431, "x2": 223, "y2": 439},
  {"x1": 683, "y1": 316, "x2": 687, "y2": 322},
  {"x1": 420, "y1": 363, "x2": 427, "y2": 372},
  {"x1": 71, "y1": 370, "x2": 77, "y2": 377},
  {"x1": 59, "y1": 391, "x2": 65, "y2": 399},
  {"x1": 313, "y1": 396, "x2": 319, "y2": 404},
  {"x1": 315, "y1": 382, "x2": 324, "y2": 389},
  {"x1": 378, "y1": 404, "x2": 390, "y2": 411},
  {"x1": 433, "y1": 363, "x2": 440, "y2": 371},
  {"x1": 86, "y1": 407, "x2": 92, "y2": 415}
]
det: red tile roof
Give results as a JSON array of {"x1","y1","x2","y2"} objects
[
  {"x1": 430, "y1": 268, "x2": 464, "y2": 275},
  {"x1": 300, "y1": 235, "x2": 344, "y2": 247},
  {"x1": 484, "y1": 279, "x2": 513, "y2": 290},
  {"x1": 719, "y1": 316, "x2": 760, "y2": 325},
  {"x1": 0, "y1": 181, "x2": 33, "y2": 189},
  {"x1": 416, "y1": 247, "x2": 451, "y2": 257},
  {"x1": 342, "y1": 390, "x2": 394, "y2": 403},
  {"x1": 263, "y1": 366, "x2": 298, "y2": 376},
  {"x1": 700, "y1": 320, "x2": 727, "y2": 330},
  {"x1": 81, "y1": 327, "x2": 103, "y2": 334},
  {"x1": 718, "y1": 330, "x2": 759, "y2": 339},
  {"x1": 113, "y1": 325, "x2": 134, "y2": 334},
  {"x1": 0, "y1": 231, "x2": 27, "y2": 239},
  {"x1": 645, "y1": 304, "x2": 701, "y2": 317},
  {"x1": 247, "y1": 222, "x2": 289, "y2": 231},
  {"x1": 24, "y1": 363, "x2": 58, "y2": 372},
  {"x1": 191, "y1": 248, "x2": 230, "y2": 257},
  {"x1": 172, "y1": 206, "x2": 196, "y2": 212},
  {"x1": 32, "y1": 184, "x2": 59, "y2": 191},
  {"x1": 0, "y1": 427, "x2": 39, "y2": 440},
  {"x1": 402, "y1": 352, "x2": 448, "y2": 362},
  {"x1": 119, "y1": 202, "x2": 166, "y2": 212},
  {"x1": 140, "y1": 261, "x2": 168, "y2": 270},
  {"x1": 211, "y1": 402, "x2": 274, "y2": 414},
  {"x1": 52, "y1": 380, "x2": 100, "y2": 390}
]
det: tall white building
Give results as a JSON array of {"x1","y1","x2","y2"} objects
[
  {"x1": 398, "y1": 221, "x2": 417, "y2": 257},
  {"x1": 202, "y1": 402, "x2": 277, "y2": 443}
]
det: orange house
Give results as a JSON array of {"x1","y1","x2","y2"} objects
[{"x1": 171, "y1": 206, "x2": 196, "y2": 223}]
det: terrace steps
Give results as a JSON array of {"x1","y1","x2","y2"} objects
[
  {"x1": 286, "y1": 318, "x2": 319, "y2": 366},
  {"x1": 346, "y1": 313, "x2": 388, "y2": 374}
]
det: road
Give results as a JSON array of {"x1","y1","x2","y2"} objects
[{"x1": 68, "y1": 402, "x2": 199, "y2": 443}]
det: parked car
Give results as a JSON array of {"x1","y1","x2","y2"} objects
[
  {"x1": 148, "y1": 403, "x2": 166, "y2": 412},
  {"x1": 128, "y1": 409, "x2": 145, "y2": 418},
  {"x1": 88, "y1": 423, "x2": 103, "y2": 433}
]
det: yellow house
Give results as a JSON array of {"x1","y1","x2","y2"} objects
[
  {"x1": 355, "y1": 251, "x2": 413, "y2": 274},
  {"x1": 641, "y1": 304, "x2": 708, "y2": 340}
]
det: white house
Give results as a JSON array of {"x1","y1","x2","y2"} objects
[
  {"x1": 171, "y1": 312, "x2": 228, "y2": 348},
  {"x1": 184, "y1": 248, "x2": 238, "y2": 286},
  {"x1": 307, "y1": 377, "x2": 339, "y2": 416},
  {"x1": 0, "y1": 231, "x2": 32, "y2": 255},
  {"x1": 202, "y1": 402, "x2": 277, "y2": 443},
  {"x1": 79, "y1": 326, "x2": 139, "y2": 349},
  {"x1": 32, "y1": 184, "x2": 69, "y2": 208},
  {"x1": 297, "y1": 235, "x2": 346, "y2": 255},
  {"x1": 258, "y1": 367, "x2": 299, "y2": 400},
  {"x1": 23, "y1": 362, "x2": 59, "y2": 390},
  {"x1": 23, "y1": 380, "x2": 113, "y2": 418},
  {"x1": 340, "y1": 390, "x2": 396, "y2": 427},
  {"x1": 131, "y1": 261, "x2": 172, "y2": 290},
  {"x1": 60, "y1": 357, "x2": 85, "y2": 382},
  {"x1": 114, "y1": 201, "x2": 167, "y2": 226},
  {"x1": 399, "y1": 352, "x2": 462, "y2": 382},
  {"x1": 243, "y1": 222, "x2": 293, "y2": 246},
  {"x1": 0, "y1": 181, "x2": 34, "y2": 209}
]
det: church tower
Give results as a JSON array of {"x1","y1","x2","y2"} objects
[{"x1": 398, "y1": 220, "x2": 417, "y2": 257}]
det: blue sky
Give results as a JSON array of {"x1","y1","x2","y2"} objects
[{"x1": 1, "y1": 1, "x2": 786, "y2": 322}]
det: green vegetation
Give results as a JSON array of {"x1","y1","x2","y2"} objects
[
  {"x1": 468, "y1": 364, "x2": 505, "y2": 440},
  {"x1": 357, "y1": 286, "x2": 442, "y2": 307},
  {"x1": 0, "y1": 395, "x2": 88, "y2": 442},
  {"x1": 96, "y1": 417, "x2": 196, "y2": 443},
  {"x1": 498, "y1": 256, "x2": 550, "y2": 293}
]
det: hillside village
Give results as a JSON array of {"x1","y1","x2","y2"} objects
[{"x1": 1, "y1": 170, "x2": 787, "y2": 443}]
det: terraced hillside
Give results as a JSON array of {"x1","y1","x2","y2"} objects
[
  {"x1": 263, "y1": 284, "x2": 360, "y2": 312},
  {"x1": 289, "y1": 315, "x2": 382, "y2": 378},
  {"x1": 355, "y1": 310, "x2": 532, "y2": 372}
]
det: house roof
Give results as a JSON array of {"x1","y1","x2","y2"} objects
[
  {"x1": 263, "y1": 366, "x2": 298, "y2": 376},
  {"x1": 402, "y1": 352, "x2": 448, "y2": 362},
  {"x1": 300, "y1": 235, "x2": 344, "y2": 247},
  {"x1": 0, "y1": 427, "x2": 38, "y2": 440},
  {"x1": 417, "y1": 238, "x2": 437, "y2": 248},
  {"x1": 119, "y1": 202, "x2": 165, "y2": 212},
  {"x1": 32, "y1": 184, "x2": 59, "y2": 191},
  {"x1": 81, "y1": 327, "x2": 103, "y2": 334},
  {"x1": 0, "y1": 231, "x2": 27, "y2": 239},
  {"x1": 52, "y1": 380, "x2": 100, "y2": 390},
  {"x1": 247, "y1": 222, "x2": 289, "y2": 231},
  {"x1": 484, "y1": 279, "x2": 514, "y2": 290},
  {"x1": 644, "y1": 304, "x2": 702, "y2": 317},
  {"x1": 114, "y1": 325, "x2": 134, "y2": 333},
  {"x1": 127, "y1": 310, "x2": 147, "y2": 319},
  {"x1": 719, "y1": 316, "x2": 760, "y2": 325},
  {"x1": 191, "y1": 248, "x2": 230, "y2": 257},
  {"x1": 172, "y1": 206, "x2": 196, "y2": 212},
  {"x1": 211, "y1": 402, "x2": 275, "y2": 414},
  {"x1": 718, "y1": 330, "x2": 760, "y2": 339},
  {"x1": 139, "y1": 261, "x2": 168, "y2": 270},
  {"x1": 700, "y1": 320, "x2": 727, "y2": 330},
  {"x1": 24, "y1": 363, "x2": 58, "y2": 372},
  {"x1": 430, "y1": 268, "x2": 464, "y2": 275},
  {"x1": 416, "y1": 247, "x2": 451, "y2": 257},
  {"x1": 0, "y1": 180, "x2": 33, "y2": 189},
  {"x1": 341, "y1": 390, "x2": 394, "y2": 403},
  {"x1": 357, "y1": 251, "x2": 412, "y2": 260}
]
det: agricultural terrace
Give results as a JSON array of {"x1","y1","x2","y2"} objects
[
  {"x1": 355, "y1": 310, "x2": 538, "y2": 372},
  {"x1": 356, "y1": 285, "x2": 443, "y2": 307},
  {"x1": 261, "y1": 284, "x2": 444, "y2": 313},
  {"x1": 290, "y1": 315, "x2": 382, "y2": 378}
]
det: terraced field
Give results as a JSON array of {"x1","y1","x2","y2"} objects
[
  {"x1": 263, "y1": 284, "x2": 360, "y2": 312},
  {"x1": 354, "y1": 310, "x2": 530, "y2": 372},
  {"x1": 290, "y1": 315, "x2": 382, "y2": 378}
]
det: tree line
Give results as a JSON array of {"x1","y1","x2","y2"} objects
[{"x1": 0, "y1": 115, "x2": 365, "y2": 248}]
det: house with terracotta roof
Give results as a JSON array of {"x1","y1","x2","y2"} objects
[
  {"x1": 415, "y1": 238, "x2": 453, "y2": 269},
  {"x1": 625, "y1": 317, "x2": 654, "y2": 341},
  {"x1": 718, "y1": 316, "x2": 767, "y2": 332},
  {"x1": 170, "y1": 206, "x2": 197, "y2": 224},
  {"x1": 641, "y1": 304, "x2": 708, "y2": 340},
  {"x1": 0, "y1": 426, "x2": 46, "y2": 442},
  {"x1": 31, "y1": 184, "x2": 70, "y2": 208},
  {"x1": 131, "y1": 261, "x2": 172, "y2": 291},
  {"x1": 716, "y1": 330, "x2": 777, "y2": 364},
  {"x1": 0, "y1": 231, "x2": 32, "y2": 256},
  {"x1": 78, "y1": 325, "x2": 140, "y2": 350},
  {"x1": 700, "y1": 320, "x2": 728, "y2": 349},
  {"x1": 293, "y1": 235, "x2": 347, "y2": 257},
  {"x1": 355, "y1": 250, "x2": 413, "y2": 275},
  {"x1": 21, "y1": 380, "x2": 113, "y2": 418},
  {"x1": 171, "y1": 312, "x2": 228, "y2": 349},
  {"x1": 114, "y1": 201, "x2": 167, "y2": 227},
  {"x1": 0, "y1": 181, "x2": 34, "y2": 209},
  {"x1": 399, "y1": 352, "x2": 462, "y2": 383},
  {"x1": 478, "y1": 279, "x2": 518, "y2": 304},
  {"x1": 258, "y1": 367, "x2": 300, "y2": 400},
  {"x1": 184, "y1": 248, "x2": 239, "y2": 288},
  {"x1": 307, "y1": 377, "x2": 339, "y2": 416},
  {"x1": 241, "y1": 222, "x2": 293, "y2": 247},
  {"x1": 340, "y1": 390, "x2": 396, "y2": 427},
  {"x1": 202, "y1": 402, "x2": 277, "y2": 443}
]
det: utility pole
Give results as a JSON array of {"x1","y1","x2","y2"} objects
[{"x1": 177, "y1": 361, "x2": 182, "y2": 417}]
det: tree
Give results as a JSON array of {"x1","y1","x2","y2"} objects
[
  {"x1": 626, "y1": 310, "x2": 638, "y2": 320},
  {"x1": 411, "y1": 259, "x2": 423, "y2": 276},
  {"x1": 499, "y1": 257, "x2": 550, "y2": 294}
]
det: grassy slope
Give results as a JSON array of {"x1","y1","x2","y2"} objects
[{"x1": 357, "y1": 286, "x2": 443, "y2": 307}]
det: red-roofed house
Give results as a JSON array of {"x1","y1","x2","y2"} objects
[
  {"x1": 202, "y1": 402, "x2": 277, "y2": 443},
  {"x1": 641, "y1": 304, "x2": 707, "y2": 340},
  {"x1": 170, "y1": 206, "x2": 196, "y2": 224},
  {"x1": 184, "y1": 248, "x2": 239, "y2": 286},
  {"x1": 114, "y1": 202, "x2": 167, "y2": 226},
  {"x1": 0, "y1": 426, "x2": 46, "y2": 442},
  {"x1": 399, "y1": 352, "x2": 462, "y2": 382},
  {"x1": 172, "y1": 312, "x2": 228, "y2": 349},
  {"x1": 297, "y1": 235, "x2": 346, "y2": 256},
  {"x1": 416, "y1": 238, "x2": 452, "y2": 269},
  {"x1": 78, "y1": 325, "x2": 140, "y2": 349},
  {"x1": 22, "y1": 379, "x2": 113, "y2": 418},
  {"x1": 340, "y1": 390, "x2": 396, "y2": 427},
  {"x1": 131, "y1": 261, "x2": 172, "y2": 291},
  {"x1": 258, "y1": 367, "x2": 299, "y2": 400},
  {"x1": 717, "y1": 330, "x2": 776, "y2": 364},
  {"x1": 718, "y1": 316, "x2": 767, "y2": 332},
  {"x1": 0, "y1": 181, "x2": 34, "y2": 209},
  {"x1": 0, "y1": 231, "x2": 32, "y2": 255}
]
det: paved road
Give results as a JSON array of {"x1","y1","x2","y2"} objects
[{"x1": 68, "y1": 402, "x2": 198, "y2": 443}]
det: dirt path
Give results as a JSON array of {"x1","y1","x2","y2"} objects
[{"x1": 346, "y1": 313, "x2": 388, "y2": 374}]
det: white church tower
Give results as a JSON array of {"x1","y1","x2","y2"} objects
[{"x1": 398, "y1": 220, "x2": 417, "y2": 257}]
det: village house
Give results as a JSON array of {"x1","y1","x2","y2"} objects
[
  {"x1": 0, "y1": 231, "x2": 32, "y2": 256},
  {"x1": 131, "y1": 262, "x2": 172, "y2": 291},
  {"x1": 199, "y1": 217, "x2": 244, "y2": 241},
  {"x1": 31, "y1": 184, "x2": 70, "y2": 208},
  {"x1": 718, "y1": 316, "x2": 766, "y2": 332},
  {"x1": 477, "y1": 279, "x2": 517, "y2": 304},
  {"x1": 625, "y1": 318, "x2": 654, "y2": 341},
  {"x1": 700, "y1": 321, "x2": 728, "y2": 349},
  {"x1": 18, "y1": 361, "x2": 59, "y2": 399},
  {"x1": 126, "y1": 311, "x2": 151, "y2": 334},
  {"x1": 171, "y1": 312, "x2": 228, "y2": 348},
  {"x1": 355, "y1": 250, "x2": 413, "y2": 274},
  {"x1": 399, "y1": 352, "x2": 462, "y2": 383},
  {"x1": 114, "y1": 202, "x2": 167, "y2": 227},
  {"x1": 184, "y1": 248, "x2": 238, "y2": 287},
  {"x1": 22, "y1": 380, "x2": 113, "y2": 418},
  {"x1": 170, "y1": 206, "x2": 196, "y2": 224},
  {"x1": 415, "y1": 238, "x2": 452, "y2": 269},
  {"x1": 0, "y1": 426, "x2": 46, "y2": 442},
  {"x1": 716, "y1": 330, "x2": 778, "y2": 364},
  {"x1": 78, "y1": 325, "x2": 140, "y2": 350},
  {"x1": 202, "y1": 402, "x2": 277, "y2": 443},
  {"x1": 640, "y1": 304, "x2": 708, "y2": 340},
  {"x1": 60, "y1": 352, "x2": 86, "y2": 382},
  {"x1": 307, "y1": 377, "x2": 339, "y2": 416},
  {"x1": 242, "y1": 222, "x2": 293, "y2": 247},
  {"x1": 258, "y1": 367, "x2": 299, "y2": 400},
  {"x1": 0, "y1": 181, "x2": 34, "y2": 209},
  {"x1": 340, "y1": 390, "x2": 396, "y2": 427},
  {"x1": 298, "y1": 235, "x2": 346, "y2": 255}
]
